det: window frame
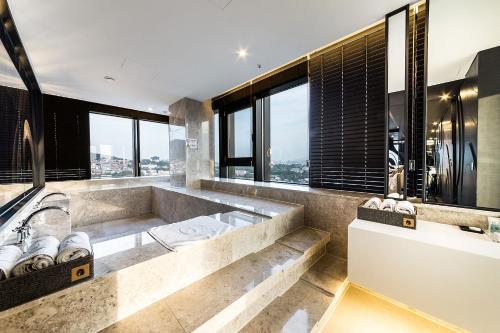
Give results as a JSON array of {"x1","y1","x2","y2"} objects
[
  {"x1": 89, "y1": 111, "x2": 169, "y2": 179},
  {"x1": 218, "y1": 76, "x2": 309, "y2": 184}
]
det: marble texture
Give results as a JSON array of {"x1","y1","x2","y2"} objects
[
  {"x1": 0, "y1": 205, "x2": 304, "y2": 332},
  {"x1": 45, "y1": 176, "x2": 169, "y2": 193},
  {"x1": 301, "y1": 253, "x2": 347, "y2": 295},
  {"x1": 69, "y1": 186, "x2": 152, "y2": 227},
  {"x1": 240, "y1": 280, "x2": 334, "y2": 333},
  {"x1": 99, "y1": 227, "x2": 329, "y2": 333},
  {"x1": 201, "y1": 178, "x2": 370, "y2": 259}
]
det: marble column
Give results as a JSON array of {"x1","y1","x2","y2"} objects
[{"x1": 168, "y1": 98, "x2": 214, "y2": 188}]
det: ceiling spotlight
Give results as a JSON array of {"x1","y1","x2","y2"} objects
[
  {"x1": 104, "y1": 76, "x2": 116, "y2": 82},
  {"x1": 147, "y1": 107, "x2": 153, "y2": 112},
  {"x1": 237, "y1": 48, "x2": 248, "y2": 59},
  {"x1": 432, "y1": 121, "x2": 438, "y2": 126},
  {"x1": 440, "y1": 92, "x2": 451, "y2": 101}
]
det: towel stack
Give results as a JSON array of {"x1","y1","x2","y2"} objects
[
  {"x1": 12, "y1": 236, "x2": 60, "y2": 277},
  {"x1": 364, "y1": 197, "x2": 415, "y2": 214},
  {"x1": 0, "y1": 232, "x2": 92, "y2": 280}
]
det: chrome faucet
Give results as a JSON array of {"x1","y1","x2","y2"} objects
[
  {"x1": 13, "y1": 206, "x2": 70, "y2": 252},
  {"x1": 34, "y1": 192, "x2": 69, "y2": 209}
]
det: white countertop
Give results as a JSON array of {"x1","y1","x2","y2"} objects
[{"x1": 350, "y1": 218, "x2": 500, "y2": 260}]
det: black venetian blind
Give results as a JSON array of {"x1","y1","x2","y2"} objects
[{"x1": 309, "y1": 26, "x2": 386, "y2": 193}]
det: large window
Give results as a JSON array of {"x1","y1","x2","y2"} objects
[
  {"x1": 227, "y1": 107, "x2": 252, "y2": 158},
  {"x1": 266, "y1": 83, "x2": 309, "y2": 184},
  {"x1": 139, "y1": 120, "x2": 169, "y2": 176},
  {"x1": 90, "y1": 113, "x2": 134, "y2": 178}
]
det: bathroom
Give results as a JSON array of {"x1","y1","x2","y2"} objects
[{"x1": 0, "y1": 0, "x2": 499, "y2": 332}]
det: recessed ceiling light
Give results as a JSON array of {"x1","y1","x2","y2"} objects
[
  {"x1": 104, "y1": 76, "x2": 116, "y2": 82},
  {"x1": 236, "y1": 48, "x2": 248, "y2": 59},
  {"x1": 147, "y1": 107, "x2": 153, "y2": 112}
]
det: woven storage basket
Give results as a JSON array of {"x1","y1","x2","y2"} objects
[
  {"x1": 0, "y1": 254, "x2": 93, "y2": 311},
  {"x1": 357, "y1": 201, "x2": 417, "y2": 229}
]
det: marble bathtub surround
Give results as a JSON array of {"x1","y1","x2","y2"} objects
[
  {"x1": 201, "y1": 178, "x2": 371, "y2": 258},
  {"x1": 44, "y1": 176, "x2": 169, "y2": 193},
  {"x1": 102, "y1": 228, "x2": 330, "y2": 333},
  {"x1": 201, "y1": 178, "x2": 500, "y2": 259},
  {"x1": 0, "y1": 199, "x2": 303, "y2": 332}
]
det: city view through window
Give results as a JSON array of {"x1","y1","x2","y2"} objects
[
  {"x1": 90, "y1": 114, "x2": 170, "y2": 179},
  {"x1": 268, "y1": 83, "x2": 309, "y2": 184},
  {"x1": 90, "y1": 113, "x2": 134, "y2": 178},
  {"x1": 139, "y1": 120, "x2": 169, "y2": 176}
]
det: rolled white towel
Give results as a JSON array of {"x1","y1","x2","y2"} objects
[
  {"x1": 363, "y1": 197, "x2": 382, "y2": 209},
  {"x1": 12, "y1": 236, "x2": 60, "y2": 277},
  {"x1": 395, "y1": 200, "x2": 415, "y2": 215},
  {"x1": 0, "y1": 245, "x2": 23, "y2": 280},
  {"x1": 56, "y1": 232, "x2": 92, "y2": 264},
  {"x1": 380, "y1": 199, "x2": 397, "y2": 212}
]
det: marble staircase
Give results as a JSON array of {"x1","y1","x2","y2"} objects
[{"x1": 101, "y1": 227, "x2": 331, "y2": 333}]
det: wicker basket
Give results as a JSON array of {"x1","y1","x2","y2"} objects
[
  {"x1": 0, "y1": 254, "x2": 94, "y2": 311},
  {"x1": 357, "y1": 201, "x2": 417, "y2": 229}
]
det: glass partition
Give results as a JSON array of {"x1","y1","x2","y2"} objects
[{"x1": 425, "y1": 0, "x2": 500, "y2": 209}]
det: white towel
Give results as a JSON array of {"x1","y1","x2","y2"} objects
[
  {"x1": 0, "y1": 245, "x2": 23, "y2": 280},
  {"x1": 148, "y1": 216, "x2": 234, "y2": 251},
  {"x1": 395, "y1": 200, "x2": 415, "y2": 215},
  {"x1": 12, "y1": 236, "x2": 60, "y2": 277},
  {"x1": 363, "y1": 197, "x2": 382, "y2": 209},
  {"x1": 56, "y1": 232, "x2": 92, "y2": 264},
  {"x1": 380, "y1": 199, "x2": 397, "y2": 212}
]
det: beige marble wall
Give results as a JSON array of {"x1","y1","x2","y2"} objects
[
  {"x1": 168, "y1": 98, "x2": 214, "y2": 188},
  {"x1": 70, "y1": 187, "x2": 152, "y2": 227},
  {"x1": 151, "y1": 187, "x2": 233, "y2": 222}
]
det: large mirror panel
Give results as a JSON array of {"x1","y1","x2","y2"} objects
[
  {"x1": 425, "y1": 0, "x2": 500, "y2": 209},
  {"x1": 0, "y1": 31, "x2": 32, "y2": 209},
  {"x1": 386, "y1": 6, "x2": 408, "y2": 199}
]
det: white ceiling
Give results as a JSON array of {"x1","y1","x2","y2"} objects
[
  {"x1": 8, "y1": 0, "x2": 412, "y2": 114},
  {"x1": 428, "y1": 0, "x2": 500, "y2": 86}
]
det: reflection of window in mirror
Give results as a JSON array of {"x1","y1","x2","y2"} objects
[
  {"x1": 426, "y1": 0, "x2": 500, "y2": 209},
  {"x1": 0, "y1": 35, "x2": 32, "y2": 208}
]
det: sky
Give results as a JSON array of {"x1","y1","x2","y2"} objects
[{"x1": 89, "y1": 113, "x2": 169, "y2": 160}]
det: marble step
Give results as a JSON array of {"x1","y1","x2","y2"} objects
[
  {"x1": 239, "y1": 253, "x2": 348, "y2": 333},
  {"x1": 101, "y1": 227, "x2": 330, "y2": 333}
]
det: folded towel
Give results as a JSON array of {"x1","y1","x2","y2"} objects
[
  {"x1": 395, "y1": 200, "x2": 415, "y2": 215},
  {"x1": 148, "y1": 216, "x2": 234, "y2": 251},
  {"x1": 380, "y1": 199, "x2": 397, "y2": 212},
  {"x1": 363, "y1": 197, "x2": 382, "y2": 209},
  {"x1": 12, "y1": 236, "x2": 60, "y2": 277},
  {"x1": 0, "y1": 245, "x2": 23, "y2": 280},
  {"x1": 387, "y1": 192, "x2": 402, "y2": 199},
  {"x1": 56, "y1": 232, "x2": 92, "y2": 264}
]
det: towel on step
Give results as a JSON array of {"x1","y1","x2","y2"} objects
[
  {"x1": 363, "y1": 197, "x2": 382, "y2": 209},
  {"x1": 56, "y1": 232, "x2": 92, "y2": 264},
  {"x1": 380, "y1": 199, "x2": 397, "y2": 212},
  {"x1": 12, "y1": 236, "x2": 60, "y2": 277},
  {"x1": 395, "y1": 200, "x2": 415, "y2": 215},
  {"x1": 0, "y1": 245, "x2": 23, "y2": 280},
  {"x1": 148, "y1": 216, "x2": 234, "y2": 251}
]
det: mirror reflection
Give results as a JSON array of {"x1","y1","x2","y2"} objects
[
  {"x1": 426, "y1": 0, "x2": 500, "y2": 209},
  {"x1": 0, "y1": 38, "x2": 32, "y2": 208},
  {"x1": 386, "y1": 8, "x2": 407, "y2": 199}
]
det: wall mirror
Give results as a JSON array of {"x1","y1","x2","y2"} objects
[
  {"x1": 425, "y1": 0, "x2": 500, "y2": 210},
  {"x1": 0, "y1": 0, "x2": 43, "y2": 224},
  {"x1": 385, "y1": 5, "x2": 409, "y2": 199}
]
